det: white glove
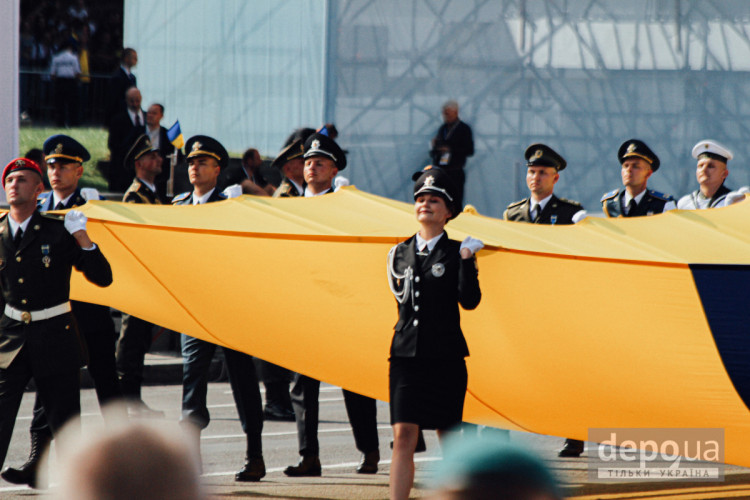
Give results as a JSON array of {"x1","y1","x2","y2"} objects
[
  {"x1": 572, "y1": 210, "x2": 588, "y2": 223},
  {"x1": 725, "y1": 186, "x2": 749, "y2": 206},
  {"x1": 64, "y1": 210, "x2": 87, "y2": 234},
  {"x1": 334, "y1": 176, "x2": 350, "y2": 191},
  {"x1": 80, "y1": 187, "x2": 100, "y2": 201},
  {"x1": 460, "y1": 236, "x2": 484, "y2": 256},
  {"x1": 222, "y1": 184, "x2": 242, "y2": 199}
]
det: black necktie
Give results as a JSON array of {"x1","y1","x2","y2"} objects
[
  {"x1": 135, "y1": 113, "x2": 141, "y2": 127},
  {"x1": 55, "y1": 201, "x2": 65, "y2": 210},
  {"x1": 533, "y1": 205, "x2": 542, "y2": 222},
  {"x1": 627, "y1": 199, "x2": 637, "y2": 215},
  {"x1": 13, "y1": 228, "x2": 23, "y2": 247}
]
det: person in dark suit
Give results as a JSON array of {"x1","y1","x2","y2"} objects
[
  {"x1": 105, "y1": 47, "x2": 137, "y2": 125},
  {"x1": 430, "y1": 100, "x2": 474, "y2": 208},
  {"x1": 1, "y1": 136, "x2": 123, "y2": 489},
  {"x1": 600, "y1": 139, "x2": 676, "y2": 217},
  {"x1": 0, "y1": 158, "x2": 112, "y2": 486},
  {"x1": 173, "y1": 135, "x2": 266, "y2": 482},
  {"x1": 107, "y1": 87, "x2": 145, "y2": 193},
  {"x1": 387, "y1": 166, "x2": 482, "y2": 500},
  {"x1": 504, "y1": 144, "x2": 584, "y2": 225},
  {"x1": 144, "y1": 103, "x2": 177, "y2": 201},
  {"x1": 221, "y1": 148, "x2": 274, "y2": 196},
  {"x1": 283, "y1": 133, "x2": 381, "y2": 477}
]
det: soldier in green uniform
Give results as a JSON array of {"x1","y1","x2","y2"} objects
[
  {"x1": 123, "y1": 134, "x2": 166, "y2": 204},
  {"x1": 504, "y1": 144, "x2": 584, "y2": 225},
  {"x1": 272, "y1": 138, "x2": 307, "y2": 198}
]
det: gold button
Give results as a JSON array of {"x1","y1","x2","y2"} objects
[
  {"x1": 65, "y1": 325, "x2": 70, "y2": 330},
  {"x1": 18, "y1": 278, "x2": 23, "y2": 284},
  {"x1": 15, "y1": 256, "x2": 21, "y2": 262},
  {"x1": 21, "y1": 299, "x2": 27, "y2": 305}
]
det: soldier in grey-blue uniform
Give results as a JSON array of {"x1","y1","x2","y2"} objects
[
  {"x1": 600, "y1": 139, "x2": 675, "y2": 217},
  {"x1": 173, "y1": 135, "x2": 266, "y2": 483}
]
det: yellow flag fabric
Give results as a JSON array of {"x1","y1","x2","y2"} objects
[{"x1": 68, "y1": 188, "x2": 750, "y2": 466}]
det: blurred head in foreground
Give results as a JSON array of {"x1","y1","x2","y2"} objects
[
  {"x1": 426, "y1": 434, "x2": 561, "y2": 500},
  {"x1": 54, "y1": 404, "x2": 204, "y2": 500}
]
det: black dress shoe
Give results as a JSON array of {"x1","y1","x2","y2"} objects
[
  {"x1": 558, "y1": 439, "x2": 584, "y2": 458},
  {"x1": 356, "y1": 450, "x2": 379, "y2": 474},
  {"x1": 263, "y1": 406, "x2": 295, "y2": 422},
  {"x1": 283, "y1": 456, "x2": 321, "y2": 477},
  {"x1": 235, "y1": 457, "x2": 266, "y2": 482}
]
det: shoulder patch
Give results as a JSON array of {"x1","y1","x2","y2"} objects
[
  {"x1": 171, "y1": 192, "x2": 190, "y2": 204},
  {"x1": 40, "y1": 212, "x2": 64, "y2": 221},
  {"x1": 557, "y1": 197, "x2": 583, "y2": 208},
  {"x1": 600, "y1": 189, "x2": 620, "y2": 202},
  {"x1": 648, "y1": 189, "x2": 675, "y2": 201},
  {"x1": 506, "y1": 198, "x2": 529, "y2": 209}
]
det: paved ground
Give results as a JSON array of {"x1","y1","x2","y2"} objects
[{"x1": 0, "y1": 355, "x2": 748, "y2": 499}]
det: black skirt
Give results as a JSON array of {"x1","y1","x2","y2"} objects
[{"x1": 389, "y1": 356, "x2": 467, "y2": 430}]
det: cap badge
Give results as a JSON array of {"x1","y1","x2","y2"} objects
[
  {"x1": 192, "y1": 141, "x2": 202, "y2": 152},
  {"x1": 431, "y1": 263, "x2": 445, "y2": 278},
  {"x1": 311, "y1": 139, "x2": 320, "y2": 150},
  {"x1": 627, "y1": 143, "x2": 636, "y2": 154},
  {"x1": 14, "y1": 160, "x2": 24, "y2": 168},
  {"x1": 55, "y1": 143, "x2": 63, "y2": 154},
  {"x1": 145, "y1": 139, "x2": 152, "y2": 147},
  {"x1": 424, "y1": 175, "x2": 435, "y2": 187},
  {"x1": 533, "y1": 149, "x2": 543, "y2": 159},
  {"x1": 704, "y1": 143, "x2": 710, "y2": 149}
]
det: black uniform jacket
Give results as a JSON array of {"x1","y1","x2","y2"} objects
[
  {"x1": 123, "y1": 178, "x2": 164, "y2": 204},
  {"x1": 389, "y1": 233, "x2": 480, "y2": 359},
  {"x1": 503, "y1": 195, "x2": 583, "y2": 225},
  {"x1": 172, "y1": 187, "x2": 227, "y2": 205},
  {"x1": 38, "y1": 189, "x2": 113, "y2": 338},
  {"x1": 0, "y1": 211, "x2": 112, "y2": 376},
  {"x1": 601, "y1": 189, "x2": 674, "y2": 217}
]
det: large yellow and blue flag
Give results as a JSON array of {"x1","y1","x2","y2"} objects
[{"x1": 167, "y1": 120, "x2": 184, "y2": 149}]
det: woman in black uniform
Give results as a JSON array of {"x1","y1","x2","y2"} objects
[{"x1": 387, "y1": 167, "x2": 482, "y2": 500}]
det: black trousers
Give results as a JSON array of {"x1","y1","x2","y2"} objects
[
  {"x1": 180, "y1": 336, "x2": 264, "y2": 458},
  {"x1": 257, "y1": 359, "x2": 292, "y2": 411},
  {"x1": 291, "y1": 373, "x2": 378, "y2": 457},
  {"x1": 116, "y1": 314, "x2": 154, "y2": 399},
  {"x1": 0, "y1": 347, "x2": 79, "y2": 470},
  {"x1": 30, "y1": 305, "x2": 122, "y2": 434}
]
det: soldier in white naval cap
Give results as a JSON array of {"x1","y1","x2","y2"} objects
[{"x1": 677, "y1": 140, "x2": 748, "y2": 209}]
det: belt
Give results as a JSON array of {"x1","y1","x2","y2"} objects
[{"x1": 4, "y1": 302, "x2": 71, "y2": 324}]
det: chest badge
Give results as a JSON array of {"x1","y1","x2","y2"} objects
[
  {"x1": 41, "y1": 244, "x2": 50, "y2": 268},
  {"x1": 431, "y1": 263, "x2": 445, "y2": 278}
]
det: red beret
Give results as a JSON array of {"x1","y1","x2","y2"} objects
[{"x1": 3, "y1": 158, "x2": 43, "y2": 187}]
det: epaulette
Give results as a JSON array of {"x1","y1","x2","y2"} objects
[
  {"x1": 558, "y1": 197, "x2": 583, "y2": 208},
  {"x1": 506, "y1": 198, "x2": 529, "y2": 209},
  {"x1": 648, "y1": 189, "x2": 674, "y2": 201},
  {"x1": 172, "y1": 192, "x2": 190, "y2": 204},
  {"x1": 600, "y1": 189, "x2": 620, "y2": 202},
  {"x1": 40, "y1": 212, "x2": 64, "y2": 221}
]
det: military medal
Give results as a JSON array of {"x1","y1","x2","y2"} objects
[
  {"x1": 41, "y1": 244, "x2": 50, "y2": 268},
  {"x1": 550, "y1": 215, "x2": 558, "y2": 225},
  {"x1": 431, "y1": 263, "x2": 445, "y2": 277}
]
